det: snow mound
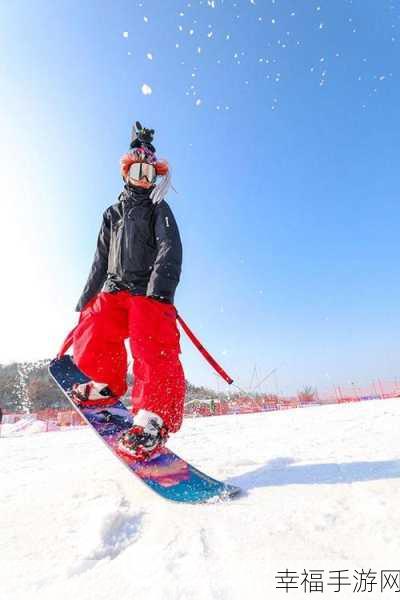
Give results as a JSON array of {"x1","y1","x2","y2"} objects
[
  {"x1": 69, "y1": 498, "x2": 144, "y2": 575},
  {"x1": 1, "y1": 416, "x2": 58, "y2": 436}
]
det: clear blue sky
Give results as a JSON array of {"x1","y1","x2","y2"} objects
[{"x1": 1, "y1": 0, "x2": 399, "y2": 396}]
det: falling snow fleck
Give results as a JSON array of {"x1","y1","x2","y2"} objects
[
  {"x1": 141, "y1": 83, "x2": 152, "y2": 95},
  {"x1": 142, "y1": 83, "x2": 153, "y2": 96}
]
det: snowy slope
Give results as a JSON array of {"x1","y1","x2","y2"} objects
[{"x1": 1, "y1": 399, "x2": 400, "y2": 600}]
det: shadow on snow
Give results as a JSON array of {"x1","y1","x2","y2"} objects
[{"x1": 229, "y1": 456, "x2": 400, "y2": 491}]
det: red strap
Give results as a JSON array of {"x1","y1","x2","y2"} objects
[
  {"x1": 57, "y1": 326, "x2": 77, "y2": 358},
  {"x1": 57, "y1": 309, "x2": 234, "y2": 386},
  {"x1": 57, "y1": 311, "x2": 85, "y2": 358},
  {"x1": 176, "y1": 313, "x2": 234, "y2": 385}
]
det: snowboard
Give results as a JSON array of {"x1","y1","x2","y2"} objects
[{"x1": 49, "y1": 355, "x2": 241, "y2": 504}]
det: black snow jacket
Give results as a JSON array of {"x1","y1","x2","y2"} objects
[{"x1": 76, "y1": 185, "x2": 182, "y2": 311}]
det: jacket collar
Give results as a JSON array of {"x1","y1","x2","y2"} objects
[{"x1": 121, "y1": 183, "x2": 154, "y2": 206}]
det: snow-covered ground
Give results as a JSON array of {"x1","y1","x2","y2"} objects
[
  {"x1": 1, "y1": 399, "x2": 400, "y2": 600},
  {"x1": 1, "y1": 415, "x2": 59, "y2": 436}
]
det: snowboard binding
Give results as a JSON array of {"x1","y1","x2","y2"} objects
[
  {"x1": 71, "y1": 381, "x2": 118, "y2": 408},
  {"x1": 117, "y1": 409, "x2": 169, "y2": 460}
]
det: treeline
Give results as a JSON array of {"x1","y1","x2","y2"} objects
[{"x1": 0, "y1": 360, "x2": 224, "y2": 414}]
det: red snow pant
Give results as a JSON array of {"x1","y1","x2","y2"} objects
[{"x1": 72, "y1": 291, "x2": 185, "y2": 433}]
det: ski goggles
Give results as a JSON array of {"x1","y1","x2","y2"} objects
[{"x1": 128, "y1": 161, "x2": 157, "y2": 184}]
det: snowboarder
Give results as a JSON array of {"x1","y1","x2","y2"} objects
[{"x1": 71, "y1": 121, "x2": 185, "y2": 459}]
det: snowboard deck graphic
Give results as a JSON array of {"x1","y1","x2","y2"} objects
[{"x1": 49, "y1": 355, "x2": 241, "y2": 504}]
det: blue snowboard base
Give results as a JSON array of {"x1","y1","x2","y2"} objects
[{"x1": 49, "y1": 355, "x2": 241, "y2": 504}]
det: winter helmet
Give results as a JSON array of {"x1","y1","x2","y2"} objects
[{"x1": 120, "y1": 121, "x2": 171, "y2": 204}]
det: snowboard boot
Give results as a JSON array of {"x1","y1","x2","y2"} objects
[
  {"x1": 117, "y1": 409, "x2": 169, "y2": 460},
  {"x1": 71, "y1": 380, "x2": 118, "y2": 408}
]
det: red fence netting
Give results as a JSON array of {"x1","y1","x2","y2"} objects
[{"x1": 2, "y1": 380, "x2": 399, "y2": 434}]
